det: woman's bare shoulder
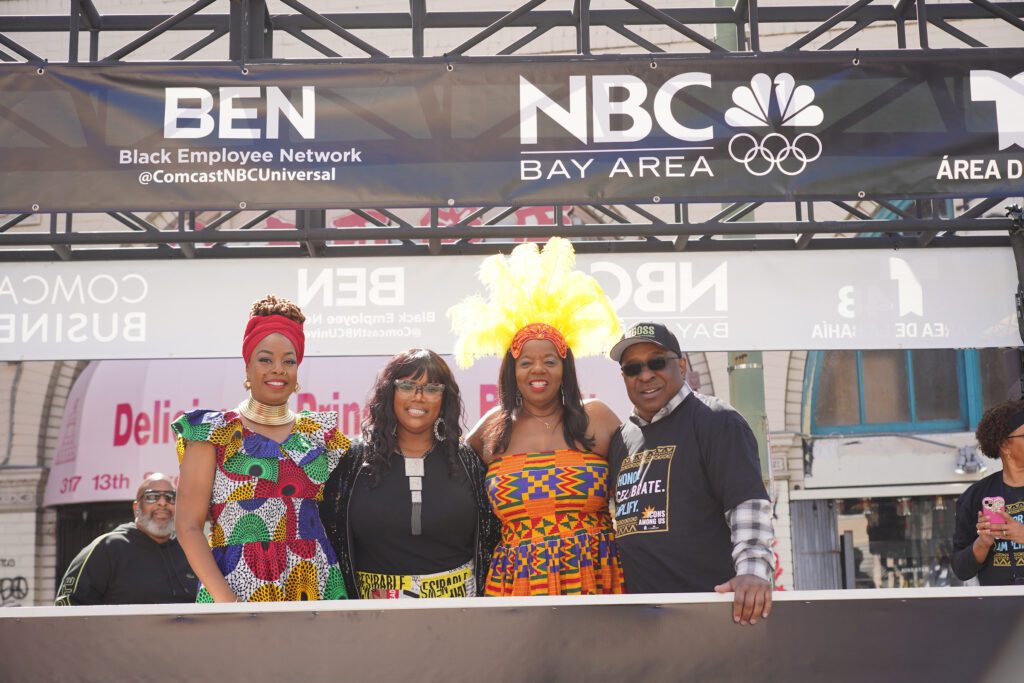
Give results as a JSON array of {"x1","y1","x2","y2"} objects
[
  {"x1": 582, "y1": 399, "x2": 622, "y2": 456},
  {"x1": 467, "y1": 406, "x2": 503, "y2": 462},
  {"x1": 583, "y1": 398, "x2": 620, "y2": 424}
]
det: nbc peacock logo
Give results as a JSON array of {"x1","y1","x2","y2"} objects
[{"x1": 725, "y1": 73, "x2": 824, "y2": 177}]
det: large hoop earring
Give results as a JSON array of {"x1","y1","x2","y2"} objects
[
  {"x1": 559, "y1": 387, "x2": 565, "y2": 404},
  {"x1": 433, "y1": 417, "x2": 446, "y2": 442}
]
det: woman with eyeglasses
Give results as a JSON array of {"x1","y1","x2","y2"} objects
[
  {"x1": 173, "y1": 295, "x2": 350, "y2": 602},
  {"x1": 951, "y1": 399, "x2": 1024, "y2": 585},
  {"x1": 319, "y1": 348, "x2": 499, "y2": 599},
  {"x1": 450, "y1": 237, "x2": 626, "y2": 596}
]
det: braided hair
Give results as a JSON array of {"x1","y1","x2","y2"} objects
[{"x1": 250, "y1": 294, "x2": 305, "y2": 324}]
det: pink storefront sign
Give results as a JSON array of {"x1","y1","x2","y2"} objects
[{"x1": 44, "y1": 355, "x2": 630, "y2": 505}]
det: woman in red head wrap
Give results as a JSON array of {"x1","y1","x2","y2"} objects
[{"x1": 173, "y1": 295, "x2": 351, "y2": 602}]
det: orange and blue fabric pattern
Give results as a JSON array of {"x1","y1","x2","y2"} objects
[
  {"x1": 484, "y1": 449, "x2": 625, "y2": 596},
  {"x1": 172, "y1": 409, "x2": 350, "y2": 602}
]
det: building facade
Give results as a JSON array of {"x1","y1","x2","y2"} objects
[{"x1": 1, "y1": 1, "x2": 1021, "y2": 604}]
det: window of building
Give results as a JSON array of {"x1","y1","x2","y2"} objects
[
  {"x1": 806, "y1": 348, "x2": 1020, "y2": 434},
  {"x1": 837, "y1": 496, "x2": 963, "y2": 589}
]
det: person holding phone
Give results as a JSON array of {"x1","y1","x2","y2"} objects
[{"x1": 952, "y1": 399, "x2": 1024, "y2": 585}]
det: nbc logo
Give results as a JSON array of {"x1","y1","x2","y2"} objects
[{"x1": 726, "y1": 73, "x2": 824, "y2": 176}]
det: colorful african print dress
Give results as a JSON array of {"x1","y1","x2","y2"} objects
[
  {"x1": 484, "y1": 449, "x2": 625, "y2": 595},
  {"x1": 172, "y1": 409, "x2": 351, "y2": 602}
]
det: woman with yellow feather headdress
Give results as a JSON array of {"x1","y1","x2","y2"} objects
[{"x1": 449, "y1": 237, "x2": 626, "y2": 596}]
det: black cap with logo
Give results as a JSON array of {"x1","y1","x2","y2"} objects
[{"x1": 609, "y1": 322, "x2": 682, "y2": 362}]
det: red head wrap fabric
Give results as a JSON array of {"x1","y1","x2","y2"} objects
[
  {"x1": 242, "y1": 315, "x2": 305, "y2": 365},
  {"x1": 509, "y1": 323, "x2": 568, "y2": 359}
]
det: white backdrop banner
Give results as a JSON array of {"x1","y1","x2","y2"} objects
[
  {"x1": 0, "y1": 248, "x2": 1016, "y2": 360},
  {"x1": 43, "y1": 355, "x2": 633, "y2": 506}
]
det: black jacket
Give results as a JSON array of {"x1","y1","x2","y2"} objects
[
  {"x1": 55, "y1": 522, "x2": 197, "y2": 605},
  {"x1": 319, "y1": 441, "x2": 500, "y2": 597}
]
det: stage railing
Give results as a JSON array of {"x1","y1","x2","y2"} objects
[{"x1": 2, "y1": 587, "x2": 1022, "y2": 682}]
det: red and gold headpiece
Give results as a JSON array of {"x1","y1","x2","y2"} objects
[
  {"x1": 509, "y1": 323, "x2": 567, "y2": 359},
  {"x1": 448, "y1": 237, "x2": 621, "y2": 368}
]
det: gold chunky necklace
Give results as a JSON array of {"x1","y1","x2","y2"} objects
[{"x1": 236, "y1": 396, "x2": 296, "y2": 426}]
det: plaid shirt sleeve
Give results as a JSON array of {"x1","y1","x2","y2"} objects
[{"x1": 725, "y1": 498, "x2": 775, "y2": 583}]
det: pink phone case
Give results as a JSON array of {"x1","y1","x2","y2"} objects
[{"x1": 982, "y1": 496, "x2": 1006, "y2": 525}]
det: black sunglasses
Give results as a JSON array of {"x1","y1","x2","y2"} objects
[
  {"x1": 139, "y1": 490, "x2": 176, "y2": 504},
  {"x1": 621, "y1": 356, "x2": 679, "y2": 377}
]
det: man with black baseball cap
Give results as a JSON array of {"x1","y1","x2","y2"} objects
[{"x1": 607, "y1": 322, "x2": 774, "y2": 625}]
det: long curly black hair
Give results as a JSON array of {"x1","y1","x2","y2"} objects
[
  {"x1": 485, "y1": 347, "x2": 594, "y2": 457},
  {"x1": 361, "y1": 349, "x2": 465, "y2": 486},
  {"x1": 975, "y1": 399, "x2": 1024, "y2": 459}
]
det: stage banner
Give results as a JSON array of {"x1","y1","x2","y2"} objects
[
  {"x1": 1, "y1": 50, "x2": 1022, "y2": 212},
  {"x1": 0, "y1": 248, "x2": 1016, "y2": 361}
]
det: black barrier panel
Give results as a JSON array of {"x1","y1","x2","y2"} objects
[
  {"x1": 2, "y1": 590, "x2": 1024, "y2": 682},
  {"x1": 0, "y1": 51, "x2": 1022, "y2": 213}
]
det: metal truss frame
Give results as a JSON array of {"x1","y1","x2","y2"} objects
[{"x1": 1, "y1": 0, "x2": 1022, "y2": 261}]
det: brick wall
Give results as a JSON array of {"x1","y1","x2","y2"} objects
[
  {"x1": 0, "y1": 360, "x2": 86, "y2": 605},
  {"x1": 0, "y1": 510, "x2": 36, "y2": 607}
]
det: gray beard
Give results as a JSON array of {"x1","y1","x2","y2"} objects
[{"x1": 137, "y1": 510, "x2": 175, "y2": 539}]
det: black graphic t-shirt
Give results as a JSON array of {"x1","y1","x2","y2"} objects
[
  {"x1": 951, "y1": 471, "x2": 1024, "y2": 585},
  {"x1": 608, "y1": 392, "x2": 768, "y2": 593}
]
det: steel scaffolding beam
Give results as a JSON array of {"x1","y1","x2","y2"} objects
[{"x1": 0, "y1": 1, "x2": 1021, "y2": 260}]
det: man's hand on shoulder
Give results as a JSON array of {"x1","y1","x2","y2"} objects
[{"x1": 714, "y1": 574, "x2": 772, "y2": 626}]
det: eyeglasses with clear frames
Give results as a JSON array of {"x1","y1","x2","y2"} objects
[
  {"x1": 393, "y1": 379, "x2": 446, "y2": 399},
  {"x1": 139, "y1": 490, "x2": 176, "y2": 504},
  {"x1": 620, "y1": 356, "x2": 679, "y2": 377}
]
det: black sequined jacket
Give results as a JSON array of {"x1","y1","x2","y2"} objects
[{"x1": 318, "y1": 440, "x2": 501, "y2": 598}]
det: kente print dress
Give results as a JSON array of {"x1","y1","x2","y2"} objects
[
  {"x1": 484, "y1": 449, "x2": 625, "y2": 595},
  {"x1": 172, "y1": 409, "x2": 351, "y2": 602}
]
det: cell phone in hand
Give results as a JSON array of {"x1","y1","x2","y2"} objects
[{"x1": 982, "y1": 496, "x2": 1006, "y2": 525}]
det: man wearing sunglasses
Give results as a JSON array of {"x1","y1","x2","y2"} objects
[
  {"x1": 607, "y1": 322, "x2": 774, "y2": 626},
  {"x1": 55, "y1": 473, "x2": 197, "y2": 605}
]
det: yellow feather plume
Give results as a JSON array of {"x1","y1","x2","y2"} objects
[{"x1": 448, "y1": 237, "x2": 622, "y2": 368}]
